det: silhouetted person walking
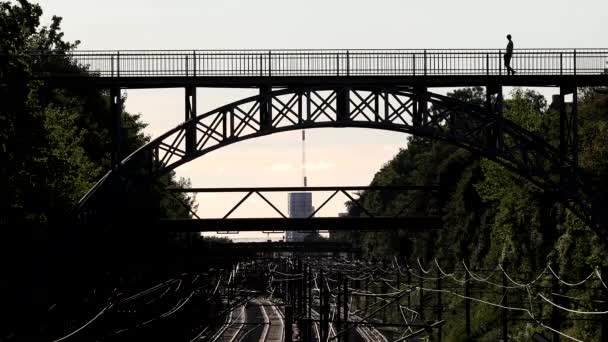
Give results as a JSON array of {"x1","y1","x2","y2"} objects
[{"x1": 504, "y1": 34, "x2": 516, "y2": 75}]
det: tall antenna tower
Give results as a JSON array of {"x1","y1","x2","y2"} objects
[{"x1": 302, "y1": 130, "x2": 307, "y2": 187}]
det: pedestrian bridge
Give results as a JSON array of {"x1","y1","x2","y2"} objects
[
  {"x1": 33, "y1": 48, "x2": 608, "y2": 88},
  {"x1": 33, "y1": 48, "x2": 606, "y2": 242}
]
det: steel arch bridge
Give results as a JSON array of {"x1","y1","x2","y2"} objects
[{"x1": 80, "y1": 86, "x2": 590, "y2": 226}]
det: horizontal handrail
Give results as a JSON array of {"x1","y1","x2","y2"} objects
[{"x1": 28, "y1": 49, "x2": 608, "y2": 78}]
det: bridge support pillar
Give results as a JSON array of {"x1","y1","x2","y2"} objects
[
  {"x1": 559, "y1": 85, "x2": 578, "y2": 195},
  {"x1": 413, "y1": 86, "x2": 428, "y2": 127},
  {"x1": 111, "y1": 87, "x2": 122, "y2": 167},
  {"x1": 185, "y1": 86, "x2": 197, "y2": 154},
  {"x1": 337, "y1": 88, "x2": 351, "y2": 124},
  {"x1": 260, "y1": 86, "x2": 273, "y2": 130},
  {"x1": 486, "y1": 84, "x2": 504, "y2": 152}
]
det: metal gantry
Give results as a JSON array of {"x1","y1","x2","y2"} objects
[{"x1": 160, "y1": 186, "x2": 441, "y2": 233}]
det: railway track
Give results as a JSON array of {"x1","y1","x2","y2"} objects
[
  {"x1": 211, "y1": 297, "x2": 284, "y2": 342},
  {"x1": 257, "y1": 299, "x2": 284, "y2": 342}
]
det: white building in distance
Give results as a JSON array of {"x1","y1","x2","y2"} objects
[{"x1": 286, "y1": 192, "x2": 314, "y2": 242}]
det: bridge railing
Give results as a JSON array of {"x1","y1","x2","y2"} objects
[{"x1": 29, "y1": 49, "x2": 608, "y2": 77}]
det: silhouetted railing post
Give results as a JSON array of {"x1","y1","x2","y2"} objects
[
  {"x1": 486, "y1": 53, "x2": 490, "y2": 76},
  {"x1": 268, "y1": 50, "x2": 272, "y2": 77},
  {"x1": 337, "y1": 52, "x2": 340, "y2": 76},
  {"x1": 193, "y1": 50, "x2": 196, "y2": 77},
  {"x1": 346, "y1": 50, "x2": 350, "y2": 76},
  {"x1": 423, "y1": 50, "x2": 427, "y2": 76},
  {"x1": 573, "y1": 49, "x2": 577, "y2": 75},
  {"x1": 259, "y1": 53, "x2": 263, "y2": 77},
  {"x1": 412, "y1": 53, "x2": 416, "y2": 76}
]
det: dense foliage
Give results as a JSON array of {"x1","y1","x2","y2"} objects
[
  {"x1": 0, "y1": 0, "x2": 194, "y2": 224},
  {"x1": 336, "y1": 86, "x2": 608, "y2": 340},
  {"x1": 1, "y1": 1, "x2": 197, "y2": 339}
]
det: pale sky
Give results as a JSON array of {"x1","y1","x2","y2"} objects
[{"x1": 34, "y1": 0, "x2": 607, "y2": 239}]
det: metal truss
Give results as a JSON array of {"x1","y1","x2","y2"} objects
[
  {"x1": 79, "y1": 86, "x2": 593, "y2": 233},
  {"x1": 161, "y1": 185, "x2": 441, "y2": 233}
]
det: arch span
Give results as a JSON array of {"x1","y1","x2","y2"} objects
[{"x1": 81, "y1": 86, "x2": 591, "y2": 223}]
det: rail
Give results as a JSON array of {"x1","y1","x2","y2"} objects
[{"x1": 30, "y1": 49, "x2": 608, "y2": 78}]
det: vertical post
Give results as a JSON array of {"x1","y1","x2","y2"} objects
[
  {"x1": 185, "y1": 86, "x2": 197, "y2": 154},
  {"x1": 268, "y1": 50, "x2": 272, "y2": 77},
  {"x1": 111, "y1": 87, "x2": 122, "y2": 168},
  {"x1": 336, "y1": 273, "x2": 342, "y2": 342},
  {"x1": 337, "y1": 88, "x2": 350, "y2": 123},
  {"x1": 324, "y1": 287, "x2": 330, "y2": 342},
  {"x1": 501, "y1": 263, "x2": 508, "y2": 342},
  {"x1": 419, "y1": 274, "x2": 425, "y2": 320},
  {"x1": 413, "y1": 86, "x2": 428, "y2": 127},
  {"x1": 602, "y1": 266, "x2": 608, "y2": 342},
  {"x1": 465, "y1": 267, "x2": 471, "y2": 337},
  {"x1": 436, "y1": 268, "x2": 443, "y2": 341},
  {"x1": 298, "y1": 260, "x2": 303, "y2": 318},
  {"x1": 423, "y1": 49, "x2": 427, "y2": 76},
  {"x1": 573, "y1": 49, "x2": 577, "y2": 75},
  {"x1": 343, "y1": 275, "x2": 349, "y2": 342},
  {"x1": 285, "y1": 305, "x2": 293, "y2": 342},
  {"x1": 551, "y1": 269, "x2": 561, "y2": 342},
  {"x1": 260, "y1": 85, "x2": 272, "y2": 130},
  {"x1": 337, "y1": 52, "x2": 340, "y2": 76},
  {"x1": 486, "y1": 84, "x2": 504, "y2": 151},
  {"x1": 260, "y1": 53, "x2": 263, "y2": 77},
  {"x1": 412, "y1": 53, "x2": 416, "y2": 76},
  {"x1": 407, "y1": 260, "x2": 412, "y2": 307},
  {"x1": 193, "y1": 50, "x2": 197, "y2": 77},
  {"x1": 320, "y1": 269, "x2": 325, "y2": 341},
  {"x1": 308, "y1": 265, "x2": 312, "y2": 322},
  {"x1": 498, "y1": 49, "x2": 502, "y2": 76},
  {"x1": 346, "y1": 50, "x2": 350, "y2": 76},
  {"x1": 559, "y1": 85, "x2": 578, "y2": 194},
  {"x1": 486, "y1": 53, "x2": 490, "y2": 75}
]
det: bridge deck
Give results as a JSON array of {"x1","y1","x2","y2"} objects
[{"x1": 33, "y1": 49, "x2": 608, "y2": 88}]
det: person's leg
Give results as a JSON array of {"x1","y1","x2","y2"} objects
[{"x1": 506, "y1": 55, "x2": 513, "y2": 75}]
